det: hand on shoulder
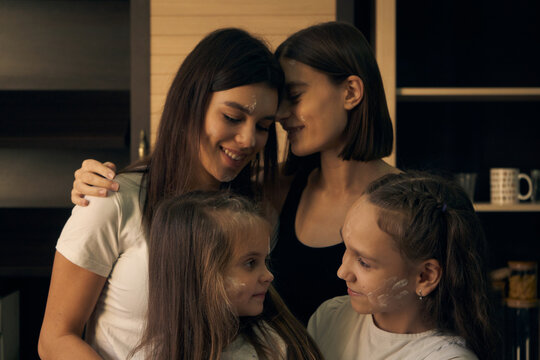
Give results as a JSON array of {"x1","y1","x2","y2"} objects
[{"x1": 72, "y1": 160, "x2": 119, "y2": 207}]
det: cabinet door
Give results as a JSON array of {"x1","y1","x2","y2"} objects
[
  {"x1": 0, "y1": 0, "x2": 150, "y2": 207},
  {"x1": 0, "y1": 291, "x2": 19, "y2": 360}
]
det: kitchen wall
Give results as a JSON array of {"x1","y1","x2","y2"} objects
[{"x1": 149, "y1": 0, "x2": 336, "y2": 157}]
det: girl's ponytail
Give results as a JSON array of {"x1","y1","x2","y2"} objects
[
  {"x1": 438, "y1": 207, "x2": 499, "y2": 359},
  {"x1": 365, "y1": 171, "x2": 500, "y2": 360}
]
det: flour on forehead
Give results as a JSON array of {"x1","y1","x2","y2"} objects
[
  {"x1": 342, "y1": 221, "x2": 352, "y2": 239},
  {"x1": 244, "y1": 94, "x2": 258, "y2": 113}
]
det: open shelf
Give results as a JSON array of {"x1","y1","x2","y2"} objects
[
  {"x1": 0, "y1": 90, "x2": 130, "y2": 149},
  {"x1": 0, "y1": 136, "x2": 127, "y2": 149},
  {"x1": 397, "y1": 88, "x2": 540, "y2": 101},
  {"x1": 474, "y1": 202, "x2": 540, "y2": 212}
]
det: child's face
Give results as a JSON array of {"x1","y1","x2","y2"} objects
[
  {"x1": 224, "y1": 225, "x2": 274, "y2": 317},
  {"x1": 338, "y1": 197, "x2": 418, "y2": 315}
]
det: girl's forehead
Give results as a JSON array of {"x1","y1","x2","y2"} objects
[
  {"x1": 343, "y1": 199, "x2": 387, "y2": 245},
  {"x1": 345, "y1": 196, "x2": 372, "y2": 224},
  {"x1": 230, "y1": 219, "x2": 271, "y2": 252}
]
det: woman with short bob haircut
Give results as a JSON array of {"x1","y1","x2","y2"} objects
[
  {"x1": 275, "y1": 21, "x2": 393, "y2": 173},
  {"x1": 270, "y1": 21, "x2": 399, "y2": 324}
]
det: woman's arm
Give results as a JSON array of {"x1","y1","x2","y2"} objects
[
  {"x1": 72, "y1": 160, "x2": 119, "y2": 207},
  {"x1": 38, "y1": 252, "x2": 107, "y2": 360}
]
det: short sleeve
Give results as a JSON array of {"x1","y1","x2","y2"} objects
[
  {"x1": 308, "y1": 296, "x2": 348, "y2": 341},
  {"x1": 56, "y1": 194, "x2": 121, "y2": 277}
]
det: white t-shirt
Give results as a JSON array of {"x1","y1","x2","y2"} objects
[
  {"x1": 221, "y1": 322, "x2": 287, "y2": 359},
  {"x1": 308, "y1": 296, "x2": 478, "y2": 360},
  {"x1": 57, "y1": 173, "x2": 148, "y2": 360}
]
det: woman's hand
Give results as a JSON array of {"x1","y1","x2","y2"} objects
[{"x1": 72, "y1": 160, "x2": 119, "y2": 206}]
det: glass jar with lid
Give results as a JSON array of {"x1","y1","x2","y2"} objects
[{"x1": 508, "y1": 261, "x2": 537, "y2": 300}]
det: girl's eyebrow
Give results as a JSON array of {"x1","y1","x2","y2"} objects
[
  {"x1": 339, "y1": 228, "x2": 379, "y2": 263},
  {"x1": 239, "y1": 251, "x2": 264, "y2": 259}
]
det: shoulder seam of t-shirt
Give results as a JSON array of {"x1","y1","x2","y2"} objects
[{"x1": 56, "y1": 179, "x2": 126, "y2": 277}]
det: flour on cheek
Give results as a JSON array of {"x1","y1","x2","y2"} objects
[
  {"x1": 225, "y1": 276, "x2": 247, "y2": 293},
  {"x1": 367, "y1": 277, "x2": 409, "y2": 308}
]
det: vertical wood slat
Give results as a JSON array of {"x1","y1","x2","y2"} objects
[
  {"x1": 151, "y1": 1, "x2": 334, "y2": 16},
  {"x1": 150, "y1": 0, "x2": 336, "y2": 151},
  {"x1": 375, "y1": 0, "x2": 396, "y2": 166},
  {"x1": 151, "y1": 16, "x2": 332, "y2": 36}
]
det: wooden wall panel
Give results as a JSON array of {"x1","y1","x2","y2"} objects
[
  {"x1": 151, "y1": 1, "x2": 333, "y2": 16},
  {"x1": 149, "y1": 0, "x2": 336, "y2": 147},
  {"x1": 152, "y1": 16, "x2": 332, "y2": 36},
  {"x1": 375, "y1": 0, "x2": 396, "y2": 166}
]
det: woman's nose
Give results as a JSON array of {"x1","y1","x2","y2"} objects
[
  {"x1": 235, "y1": 124, "x2": 256, "y2": 148},
  {"x1": 276, "y1": 100, "x2": 291, "y2": 124}
]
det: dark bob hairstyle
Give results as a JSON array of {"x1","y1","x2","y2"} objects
[{"x1": 275, "y1": 21, "x2": 393, "y2": 171}]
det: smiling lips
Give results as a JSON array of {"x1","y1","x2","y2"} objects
[
  {"x1": 221, "y1": 146, "x2": 249, "y2": 162},
  {"x1": 284, "y1": 125, "x2": 304, "y2": 139}
]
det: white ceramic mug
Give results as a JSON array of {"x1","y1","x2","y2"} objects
[
  {"x1": 532, "y1": 169, "x2": 540, "y2": 203},
  {"x1": 490, "y1": 168, "x2": 533, "y2": 204},
  {"x1": 455, "y1": 173, "x2": 477, "y2": 201}
]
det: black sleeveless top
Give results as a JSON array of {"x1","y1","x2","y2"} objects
[{"x1": 271, "y1": 168, "x2": 347, "y2": 325}]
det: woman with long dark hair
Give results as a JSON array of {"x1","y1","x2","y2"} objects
[{"x1": 39, "y1": 28, "x2": 283, "y2": 359}]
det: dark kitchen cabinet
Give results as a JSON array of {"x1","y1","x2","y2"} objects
[{"x1": 0, "y1": 0, "x2": 149, "y2": 358}]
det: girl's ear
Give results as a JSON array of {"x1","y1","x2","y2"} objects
[
  {"x1": 343, "y1": 75, "x2": 364, "y2": 110},
  {"x1": 415, "y1": 259, "x2": 442, "y2": 297}
]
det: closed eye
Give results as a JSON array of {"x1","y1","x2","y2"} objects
[
  {"x1": 223, "y1": 114, "x2": 242, "y2": 123},
  {"x1": 287, "y1": 93, "x2": 301, "y2": 104},
  {"x1": 256, "y1": 120, "x2": 273, "y2": 132}
]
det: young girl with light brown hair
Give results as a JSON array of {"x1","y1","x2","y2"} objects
[{"x1": 136, "y1": 190, "x2": 323, "y2": 360}]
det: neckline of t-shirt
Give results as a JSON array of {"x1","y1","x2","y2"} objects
[{"x1": 367, "y1": 313, "x2": 439, "y2": 340}]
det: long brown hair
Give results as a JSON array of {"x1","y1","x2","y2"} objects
[
  {"x1": 133, "y1": 191, "x2": 323, "y2": 360},
  {"x1": 275, "y1": 21, "x2": 393, "y2": 175},
  {"x1": 364, "y1": 171, "x2": 499, "y2": 359},
  {"x1": 125, "y1": 28, "x2": 283, "y2": 229}
]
